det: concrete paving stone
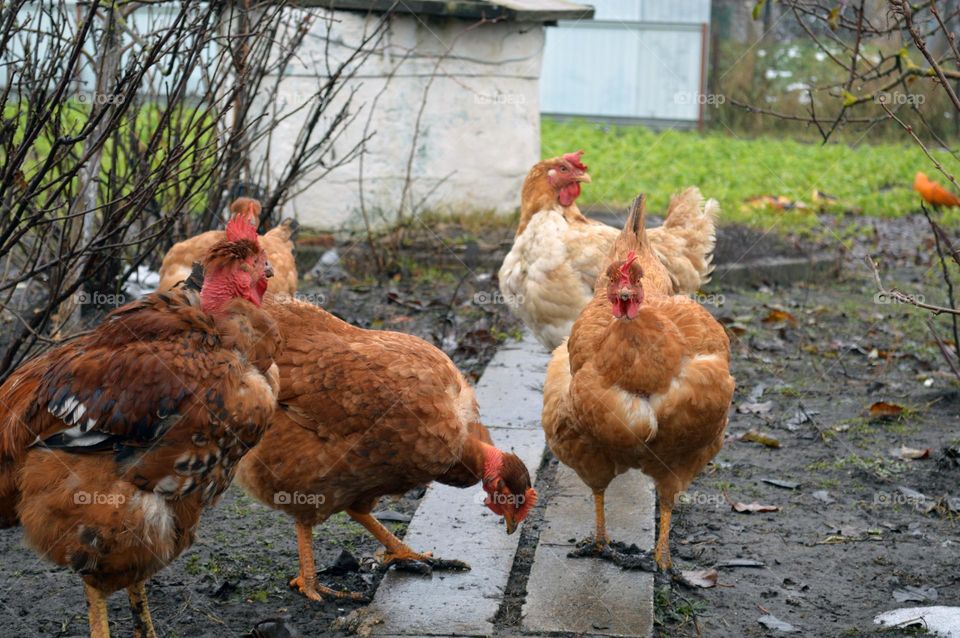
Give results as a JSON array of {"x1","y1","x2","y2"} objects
[
  {"x1": 369, "y1": 548, "x2": 511, "y2": 637},
  {"x1": 522, "y1": 465, "x2": 654, "y2": 638},
  {"x1": 475, "y1": 332, "x2": 551, "y2": 429},
  {"x1": 538, "y1": 465, "x2": 655, "y2": 549},
  {"x1": 520, "y1": 543, "x2": 654, "y2": 638},
  {"x1": 370, "y1": 331, "x2": 549, "y2": 636}
]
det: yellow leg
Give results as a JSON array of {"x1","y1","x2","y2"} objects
[
  {"x1": 289, "y1": 521, "x2": 366, "y2": 602},
  {"x1": 654, "y1": 501, "x2": 673, "y2": 571},
  {"x1": 593, "y1": 490, "x2": 610, "y2": 547},
  {"x1": 84, "y1": 582, "x2": 110, "y2": 638},
  {"x1": 127, "y1": 582, "x2": 156, "y2": 638},
  {"x1": 347, "y1": 510, "x2": 432, "y2": 565}
]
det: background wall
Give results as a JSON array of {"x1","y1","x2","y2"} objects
[{"x1": 263, "y1": 12, "x2": 545, "y2": 230}]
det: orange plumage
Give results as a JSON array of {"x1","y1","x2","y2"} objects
[
  {"x1": 914, "y1": 171, "x2": 960, "y2": 208},
  {"x1": 159, "y1": 198, "x2": 299, "y2": 296},
  {"x1": 541, "y1": 194, "x2": 735, "y2": 571},
  {"x1": 235, "y1": 294, "x2": 537, "y2": 601},
  {"x1": 0, "y1": 200, "x2": 281, "y2": 636}
]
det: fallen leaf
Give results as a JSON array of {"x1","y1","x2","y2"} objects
[
  {"x1": 718, "y1": 559, "x2": 765, "y2": 568},
  {"x1": 680, "y1": 568, "x2": 718, "y2": 588},
  {"x1": 748, "y1": 384, "x2": 767, "y2": 402},
  {"x1": 897, "y1": 486, "x2": 929, "y2": 502},
  {"x1": 762, "y1": 478, "x2": 800, "y2": 490},
  {"x1": 890, "y1": 446, "x2": 930, "y2": 460},
  {"x1": 893, "y1": 586, "x2": 938, "y2": 603},
  {"x1": 811, "y1": 490, "x2": 835, "y2": 504},
  {"x1": 762, "y1": 308, "x2": 798, "y2": 325},
  {"x1": 724, "y1": 492, "x2": 780, "y2": 514},
  {"x1": 741, "y1": 429, "x2": 781, "y2": 448},
  {"x1": 738, "y1": 402, "x2": 774, "y2": 416},
  {"x1": 757, "y1": 613, "x2": 799, "y2": 633},
  {"x1": 782, "y1": 410, "x2": 816, "y2": 431},
  {"x1": 725, "y1": 323, "x2": 748, "y2": 336},
  {"x1": 869, "y1": 401, "x2": 905, "y2": 419}
]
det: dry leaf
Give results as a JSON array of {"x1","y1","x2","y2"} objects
[
  {"x1": 762, "y1": 308, "x2": 798, "y2": 325},
  {"x1": 890, "y1": 446, "x2": 930, "y2": 460},
  {"x1": 738, "y1": 402, "x2": 774, "y2": 415},
  {"x1": 724, "y1": 492, "x2": 780, "y2": 513},
  {"x1": 869, "y1": 401, "x2": 905, "y2": 419},
  {"x1": 741, "y1": 429, "x2": 781, "y2": 448},
  {"x1": 680, "y1": 568, "x2": 719, "y2": 588},
  {"x1": 725, "y1": 323, "x2": 748, "y2": 336}
]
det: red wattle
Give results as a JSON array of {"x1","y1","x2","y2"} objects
[{"x1": 558, "y1": 182, "x2": 581, "y2": 207}]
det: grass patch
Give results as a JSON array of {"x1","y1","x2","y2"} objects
[
  {"x1": 654, "y1": 585, "x2": 706, "y2": 631},
  {"x1": 542, "y1": 119, "x2": 960, "y2": 229}
]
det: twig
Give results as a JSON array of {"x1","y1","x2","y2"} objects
[
  {"x1": 867, "y1": 256, "x2": 960, "y2": 316},
  {"x1": 922, "y1": 203, "x2": 960, "y2": 361}
]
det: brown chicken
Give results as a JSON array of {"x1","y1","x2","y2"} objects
[
  {"x1": 542, "y1": 194, "x2": 734, "y2": 571},
  {"x1": 499, "y1": 150, "x2": 718, "y2": 350},
  {"x1": 236, "y1": 295, "x2": 538, "y2": 601},
  {"x1": 158, "y1": 198, "x2": 299, "y2": 296},
  {"x1": 0, "y1": 202, "x2": 280, "y2": 637},
  {"x1": 914, "y1": 171, "x2": 960, "y2": 208}
]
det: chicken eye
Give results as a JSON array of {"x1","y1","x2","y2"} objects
[{"x1": 559, "y1": 166, "x2": 568, "y2": 172}]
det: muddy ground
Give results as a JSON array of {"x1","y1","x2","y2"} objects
[{"x1": 1, "y1": 215, "x2": 958, "y2": 637}]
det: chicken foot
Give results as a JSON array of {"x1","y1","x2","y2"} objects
[
  {"x1": 127, "y1": 582, "x2": 157, "y2": 638},
  {"x1": 290, "y1": 521, "x2": 368, "y2": 602},
  {"x1": 348, "y1": 510, "x2": 470, "y2": 574},
  {"x1": 568, "y1": 489, "x2": 657, "y2": 571},
  {"x1": 84, "y1": 582, "x2": 110, "y2": 638}
]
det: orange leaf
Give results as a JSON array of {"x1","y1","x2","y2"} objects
[
  {"x1": 762, "y1": 309, "x2": 797, "y2": 325},
  {"x1": 869, "y1": 401, "x2": 904, "y2": 419}
]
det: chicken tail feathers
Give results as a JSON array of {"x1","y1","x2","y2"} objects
[
  {"x1": 648, "y1": 187, "x2": 718, "y2": 294},
  {"x1": 267, "y1": 218, "x2": 300, "y2": 243},
  {"x1": 608, "y1": 193, "x2": 649, "y2": 262}
]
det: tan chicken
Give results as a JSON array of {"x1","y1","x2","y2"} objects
[
  {"x1": 0, "y1": 201, "x2": 280, "y2": 637},
  {"x1": 236, "y1": 296, "x2": 537, "y2": 601},
  {"x1": 499, "y1": 151, "x2": 718, "y2": 350},
  {"x1": 542, "y1": 194, "x2": 734, "y2": 571},
  {"x1": 159, "y1": 198, "x2": 298, "y2": 296}
]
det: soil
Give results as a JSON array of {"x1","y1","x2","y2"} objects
[{"x1": 2, "y1": 216, "x2": 959, "y2": 638}]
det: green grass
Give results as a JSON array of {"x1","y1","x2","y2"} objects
[{"x1": 542, "y1": 119, "x2": 960, "y2": 229}]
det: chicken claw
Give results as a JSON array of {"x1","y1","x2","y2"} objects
[
  {"x1": 289, "y1": 574, "x2": 368, "y2": 603},
  {"x1": 388, "y1": 556, "x2": 472, "y2": 574},
  {"x1": 568, "y1": 538, "x2": 657, "y2": 572}
]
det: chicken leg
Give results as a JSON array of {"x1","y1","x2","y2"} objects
[
  {"x1": 654, "y1": 501, "x2": 673, "y2": 570},
  {"x1": 289, "y1": 521, "x2": 367, "y2": 602},
  {"x1": 570, "y1": 489, "x2": 610, "y2": 556},
  {"x1": 84, "y1": 582, "x2": 110, "y2": 638},
  {"x1": 127, "y1": 582, "x2": 156, "y2": 638},
  {"x1": 347, "y1": 510, "x2": 470, "y2": 572},
  {"x1": 592, "y1": 489, "x2": 610, "y2": 547}
]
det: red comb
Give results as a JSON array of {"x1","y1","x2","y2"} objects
[
  {"x1": 618, "y1": 251, "x2": 637, "y2": 283},
  {"x1": 225, "y1": 198, "x2": 260, "y2": 243},
  {"x1": 562, "y1": 150, "x2": 587, "y2": 172}
]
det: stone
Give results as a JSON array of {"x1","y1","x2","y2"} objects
[{"x1": 522, "y1": 465, "x2": 655, "y2": 637}]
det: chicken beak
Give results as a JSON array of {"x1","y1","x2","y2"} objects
[
  {"x1": 264, "y1": 261, "x2": 274, "y2": 279},
  {"x1": 576, "y1": 172, "x2": 592, "y2": 184},
  {"x1": 504, "y1": 514, "x2": 518, "y2": 535}
]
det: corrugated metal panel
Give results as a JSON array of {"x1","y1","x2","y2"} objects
[{"x1": 540, "y1": 0, "x2": 710, "y2": 123}]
